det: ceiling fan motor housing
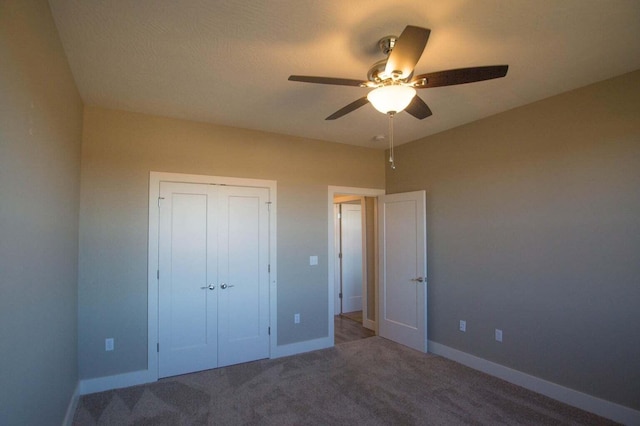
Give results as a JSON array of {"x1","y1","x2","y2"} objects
[
  {"x1": 372, "y1": 36, "x2": 407, "y2": 83},
  {"x1": 370, "y1": 35, "x2": 420, "y2": 84}
]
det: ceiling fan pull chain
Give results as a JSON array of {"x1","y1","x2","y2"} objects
[{"x1": 388, "y1": 112, "x2": 396, "y2": 170}]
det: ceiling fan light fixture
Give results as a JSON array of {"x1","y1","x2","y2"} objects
[{"x1": 367, "y1": 85, "x2": 416, "y2": 114}]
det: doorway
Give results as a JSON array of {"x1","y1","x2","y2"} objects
[
  {"x1": 328, "y1": 186, "x2": 385, "y2": 345},
  {"x1": 334, "y1": 196, "x2": 369, "y2": 324}
]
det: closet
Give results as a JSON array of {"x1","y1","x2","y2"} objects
[{"x1": 157, "y1": 181, "x2": 270, "y2": 377}]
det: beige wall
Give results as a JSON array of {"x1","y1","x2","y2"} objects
[
  {"x1": 386, "y1": 70, "x2": 640, "y2": 410},
  {"x1": 78, "y1": 106, "x2": 385, "y2": 378},
  {"x1": 0, "y1": 0, "x2": 83, "y2": 424}
]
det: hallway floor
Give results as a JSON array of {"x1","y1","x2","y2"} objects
[{"x1": 334, "y1": 312, "x2": 375, "y2": 345}]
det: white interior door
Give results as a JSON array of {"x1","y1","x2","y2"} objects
[
  {"x1": 158, "y1": 182, "x2": 270, "y2": 377},
  {"x1": 341, "y1": 203, "x2": 363, "y2": 313},
  {"x1": 378, "y1": 191, "x2": 427, "y2": 352},
  {"x1": 217, "y1": 186, "x2": 270, "y2": 367},
  {"x1": 158, "y1": 182, "x2": 218, "y2": 377}
]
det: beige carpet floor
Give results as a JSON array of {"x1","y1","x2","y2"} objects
[{"x1": 73, "y1": 337, "x2": 617, "y2": 425}]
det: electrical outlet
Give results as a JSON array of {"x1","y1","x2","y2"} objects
[
  {"x1": 105, "y1": 338, "x2": 114, "y2": 351},
  {"x1": 459, "y1": 320, "x2": 466, "y2": 332},
  {"x1": 495, "y1": 329, "x2": 503, "y2": 342},
  {"x1": 294, "y1": 313, "x2": 301, "y2": 324}
]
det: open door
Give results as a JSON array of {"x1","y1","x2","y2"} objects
[{"x1": 378, "y1": 191, "x2": 427, "y2": 352}]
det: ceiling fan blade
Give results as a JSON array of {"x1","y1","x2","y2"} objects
[
  {"x1": 326, "y1": 97, "x2": 370, "y2": 120},
  {"x1": 412, "y1": 65, "x2": 509, "y2": 88},
  {"x1": 288, "y1": 75, "x2": 365, "y2": 87},
  {"x1": 384, "y1": 26, "x2": 430, "y2": 80},
  {"x1": 404, "y1": 96, "x2": 433, "y2": 119}
]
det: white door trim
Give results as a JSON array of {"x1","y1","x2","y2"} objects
[
  {"x1": 148, "y1": 172, "x2": 277, "y2": 382},
  {"x1": 327, "y1": 186, "x2": 385, "y2": 344}
]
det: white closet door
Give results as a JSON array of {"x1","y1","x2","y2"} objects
[
  {"x1": 217, "y1": 186, "x2": 270, "y2": 367},
  {"x1": 158, "y1": 182, "x2": 218, "y2": 377},
  {"x1": 158, "y1": 182, "x2": 270, "y2": 377}
]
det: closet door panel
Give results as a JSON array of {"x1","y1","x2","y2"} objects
[
  {"x1": 158, "y1": 182, "x2": 218, "y2": 378},
  {"x1": 217, "y1": 186, "x2": 270, "y2": 367}
]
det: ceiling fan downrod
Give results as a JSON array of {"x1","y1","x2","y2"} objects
[{"x1": 378, "y1": 35, "x2": 398, "y2": 55}]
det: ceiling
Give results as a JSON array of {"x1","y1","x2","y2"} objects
[{"x1": 48, "y1": 0, "x2": 640, "y2": 149}]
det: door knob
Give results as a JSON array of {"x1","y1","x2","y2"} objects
[
  {"x1": 411, "y1": 277, "x2": 425, "y2": 283},
  {"x1": 220, "y1": 283, "x2": 235, "y2": 289},
  {"x1": 200, "y1": 284, "x2": 215, "y2": 290}
]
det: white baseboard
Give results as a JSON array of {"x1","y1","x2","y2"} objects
[
  {"x1": 79, "y1": 369, "x2": 156, "y2": 395},
  {"x1": 428, "y1": 340, "x2": 639, "y2": 425},
  {"x1": 63, "y1": 382, "x2": 80, "y2": 426},
  {"x1": 76, "y1": 337, "x2": 334, "y2": 396},
  {"x1": 270, "y1": 336, "x2": 333, "y2": 359}
]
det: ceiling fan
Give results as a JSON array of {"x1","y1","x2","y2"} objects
[{"x1": 288, "y1": 25, "x2": 509, "y2": 121}]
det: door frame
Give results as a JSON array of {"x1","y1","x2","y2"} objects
[
  {"x1": 327, "y1": 186, "x2": 385, "y2": 343},
  {"x1": 148, "y1": 172, "x2": 277, "y2": 381}
]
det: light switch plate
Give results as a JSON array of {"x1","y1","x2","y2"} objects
[{"x1": 309, "y1": 256, "x2": 318, "y2": 266}]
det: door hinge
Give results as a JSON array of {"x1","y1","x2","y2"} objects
[
  {"x1": 266, "y1": 201, "x2": 272, "y2": 212},
  {"x1": 157, "y1": 270, "x2": 160, "y2": 280},
  {"x1": 338, "y1": 253, "x2": 342, "y2": 259},
  {"x1": 268, "y1": 327, "x2": 271, "y2": 335},
  {"x1": 157, "y1": 343, "x2": 159, "y2": 353},
  {"x1": 268, "y1": 264, "x2": 271, "y2": 273},
  {"x1": 158, "y1": 196, "x2": 165, "y2": 207},
  {"x1": 339, "y1": 292, "x2": 343, "y2": 299}
]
